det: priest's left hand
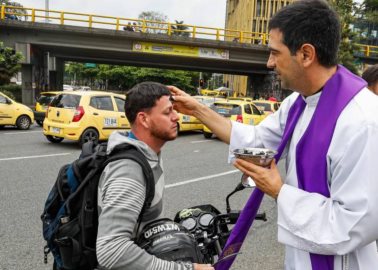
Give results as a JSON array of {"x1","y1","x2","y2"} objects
[{"x1": 233, "y1": 159, "x2": 283, "y2": 199}]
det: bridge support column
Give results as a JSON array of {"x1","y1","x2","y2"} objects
[
  {"x1": 48, "y1": 57, "x2": 64, "y2": 90},
  {"x1": 20, "y1": 64, "x2": 34, "y2": 106}
]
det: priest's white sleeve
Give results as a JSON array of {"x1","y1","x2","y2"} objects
[{"x1": 277, "y1": 123, "x2": 378, "y2": 255}]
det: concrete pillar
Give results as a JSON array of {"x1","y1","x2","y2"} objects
[
  {"x1": 55, "y1": 58, "x2": 64, "y2": 91},
  {"x1": 21, "y1": 64, "x2": 34, "y2": 105}
]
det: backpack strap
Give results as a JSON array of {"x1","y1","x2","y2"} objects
[{"x1": 105, "y1": 143, "x2": 155, "y2": 222}]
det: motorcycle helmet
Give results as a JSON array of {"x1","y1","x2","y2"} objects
[{"x1": 136, "y1": 218, "x2": 204, "y2": 263}]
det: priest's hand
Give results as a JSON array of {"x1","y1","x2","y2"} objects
[
  {"x1": 167, "y1": 85, "x2": 203, "y2": 116},
  {"x1": 233, "y1": 159, "x2": 283, "y2": 198}
]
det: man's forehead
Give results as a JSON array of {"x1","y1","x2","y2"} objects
[{"x1": 154, "y1": 95, "x2": 172, "y2": 109}]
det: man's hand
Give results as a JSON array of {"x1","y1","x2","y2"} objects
[
  {"x1": 193, "y1": 263, "x2": 214, "y2": 270},
  {"x1": 233, "y1": 159, "x2": 283, "y2": 198}
]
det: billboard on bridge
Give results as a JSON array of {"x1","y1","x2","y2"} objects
[{"x1": 133, "y1": 42, "x2": 229, "y2": 60}]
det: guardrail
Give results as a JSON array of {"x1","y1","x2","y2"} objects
[
  {"x1": 1, "y1": 5, "x2": 378, "y2": 58},
  {"x1": 0, "y1": 5, "x2": 268, "y2": 44},
  {"x1": 355, "y1": 44, "x2": 378, "y2": 58}
]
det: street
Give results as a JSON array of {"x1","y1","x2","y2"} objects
[{"x1": 0, "y1": 125, "x2": 284, "y2": 270}]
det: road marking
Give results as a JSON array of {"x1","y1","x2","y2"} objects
[
  {"x1": 2, "y1": 130, "x2": 41, "y2": 135},
  {"x1": 165, "y1": 169, "x2": 239, "y2": 189},
  {"x1": 190, "y1": 140, "x2": 212, "y2": 144},
  {"x1": 0, "y1": 153, "x2": 72, "y2": 161}
]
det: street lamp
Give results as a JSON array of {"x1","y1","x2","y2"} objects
[{"x1": 45, "y1": 0, "x2": 49, "y2": 23}]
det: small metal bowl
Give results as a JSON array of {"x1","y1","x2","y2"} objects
[{"x1": 233, "y1": 148, "x2": 277, "y2": 167}]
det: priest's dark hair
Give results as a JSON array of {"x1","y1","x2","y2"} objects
[{"x1": 269, "y1": 0, "x2": 340, "y2": 67}]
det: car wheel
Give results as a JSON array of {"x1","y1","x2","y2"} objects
[
  {"x1": 203, "y1": 131, "x2": 213, "y2": 139},
  {"x1": 0, "y1": 125, "x2": 4, "y2": 129},
  {"x1": 36, "y1": 120, "x2": 43, "y2": 126},
  {"x1": 16, "y1": 115, "x2": 31, "y2": 130},
  {"x1": 80, "y1": 128, "x2": 99, "y2": 146},
  {"x1": 46, "y1": 135, "x2": 64, "y2": 143}
]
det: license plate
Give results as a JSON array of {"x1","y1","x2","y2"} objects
[
  {"x1": 51, "y1": 127, "x2": 60, "y2": 134},
  {"x1": 104, "y1": 117, "x2": 117, "y2": 127},
  {"x1": 182, "y1": 115, "x2": 190, "y2": 122}
]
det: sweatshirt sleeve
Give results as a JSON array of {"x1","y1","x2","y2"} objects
[{"x1": 96, "y1": 159, "x2": 193, "y2": 270}]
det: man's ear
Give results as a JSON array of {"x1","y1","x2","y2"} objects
[
  {"x1": 135, "y1": 111, "x2": 150, "y2": 129},
  {"x1": 300, "y1": 43, "x2": 316, "y2": 67}
]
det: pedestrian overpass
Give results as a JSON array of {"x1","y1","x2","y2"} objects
[{"x1": 1, "y1": 6, "x2": 378, "y2": 104}]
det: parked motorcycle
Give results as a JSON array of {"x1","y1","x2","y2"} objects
[{"x1": 137, "y1": 176, "x2": 267, "y2": 266}]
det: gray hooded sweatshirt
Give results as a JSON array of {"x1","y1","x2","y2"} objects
[{"x1": 96, "y1": 131, "x2": 193, "y2": 270}]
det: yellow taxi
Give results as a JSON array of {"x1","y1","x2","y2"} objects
[
  {"x1": 43, "y1": 91, "x2": 130, "y2": 145},
  {"x1": 0, "y1": 91, "x2": 34, "y2": 130},
  {"x1": 34, "y1": 91, "x2": 61, "y2": 126},
  {"x1": 176, "y1": 96, "x2": 225, "y2": 133},
  {"x1": 227, "y1": 97, "x2": 254, "y2": 103},
  {"x1": 252, "y1": 100, "x2": 280, "y2": 115},
  {"x1": 203, "y1": 100, "x2": 265, "y2": 139}
]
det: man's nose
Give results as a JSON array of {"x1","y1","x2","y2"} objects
[{"x1": 172, "y1": 110, "x2": 179, "y2": 121}]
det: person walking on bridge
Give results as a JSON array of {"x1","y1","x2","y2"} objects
[{"x1": 168, "y1": 0, "x2": 378, "y2": 269}]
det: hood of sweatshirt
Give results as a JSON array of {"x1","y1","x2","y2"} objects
[{"x1": 106, "y1": 131, "x2": 159, "y2": 162}]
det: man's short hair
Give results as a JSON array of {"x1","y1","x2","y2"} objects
[
  {"x1": 269, "y1": 0, "x2": 340, "y2": 67},
  {"x1": 362, "y1": 65, "x2": 378, "y2": 86},
  {"x1": 125, "y1": 82, "x2": 170, "y2": 124}
]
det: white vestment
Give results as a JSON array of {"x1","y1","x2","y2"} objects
[{"x1": 229, "y1": 89, "x2": 378, "y2": 270}]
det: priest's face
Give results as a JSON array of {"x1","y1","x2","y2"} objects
[{"x1": 266, "y1": 29, "x2": 304, "y2": 92}]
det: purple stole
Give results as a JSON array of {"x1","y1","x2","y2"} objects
[{"x1": 216, "y1": 65, "x2": 366, "y2": 270}]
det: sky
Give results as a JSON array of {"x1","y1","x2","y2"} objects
[{"x1": 13, "y1": 0, "x2": 227, "y2": 29}]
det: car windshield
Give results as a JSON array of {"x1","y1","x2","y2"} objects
[
  {"x1": 37, "y1": 94, "x2": 57, "y2": 106},
  {"x1": 253, "y1": 102, "x2": 272, "y2": 111},
  {"x1": 50, "y1": 94, "x2": 81, "y2": 108},
  {"x1": 211, "y1": 103, "x2": 241, "y2": 116}
]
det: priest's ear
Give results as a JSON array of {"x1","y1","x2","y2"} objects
[{"x1": 299, "y1": 43, "x2": 316, "y2": 67}]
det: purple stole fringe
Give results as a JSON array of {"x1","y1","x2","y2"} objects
[{"x1": 216, "y1": 65, "x2": 366, "y2": 270}]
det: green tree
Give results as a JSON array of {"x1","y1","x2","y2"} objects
[
  {"x1": 362, "y1": 0, "x2": 378, "y2": 23},
  {"x1": 138, "y1": 11, "x2": 168, "y2": 34},
  {"x1": 0, "y1": 42, "x2": 23, "y2": 85},
  {"x1": 64, "y1": 62, "x2": 200, "y2": 94},
  {"x1": 329, "y1": 0, "x2": 359, "y2": 74}
]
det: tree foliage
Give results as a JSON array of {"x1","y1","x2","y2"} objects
[
  {"x1": 328, "y1": 0, "x2": 359, "y2": 74},
  {"x1": 0, "y1": 42, "x2": 23, "y2": 85},
  {"x1": 138, "y1": 11, "x2": 168, "y2": 34},
  {"x1": 64, "y1": 63, "x2": 199, "y2": 94}
]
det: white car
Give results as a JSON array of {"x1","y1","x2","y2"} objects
[
  {"x1": 79, "y1": 86, "x2": 91, "y2": 91},
  {"x1": 63, "y1": 85, "x2": 74, "y2": 91}
]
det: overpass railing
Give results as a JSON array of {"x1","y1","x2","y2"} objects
[
  {"x1": 355, "y1": 44, "x2": 378, "y2": 58},
  {"x1": 2, "y1": 5, "x2": 378, "y2": 58}
]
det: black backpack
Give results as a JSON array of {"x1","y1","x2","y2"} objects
[{"x1": 41, "y1": 141, "x2": 155, "y2": 270}]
